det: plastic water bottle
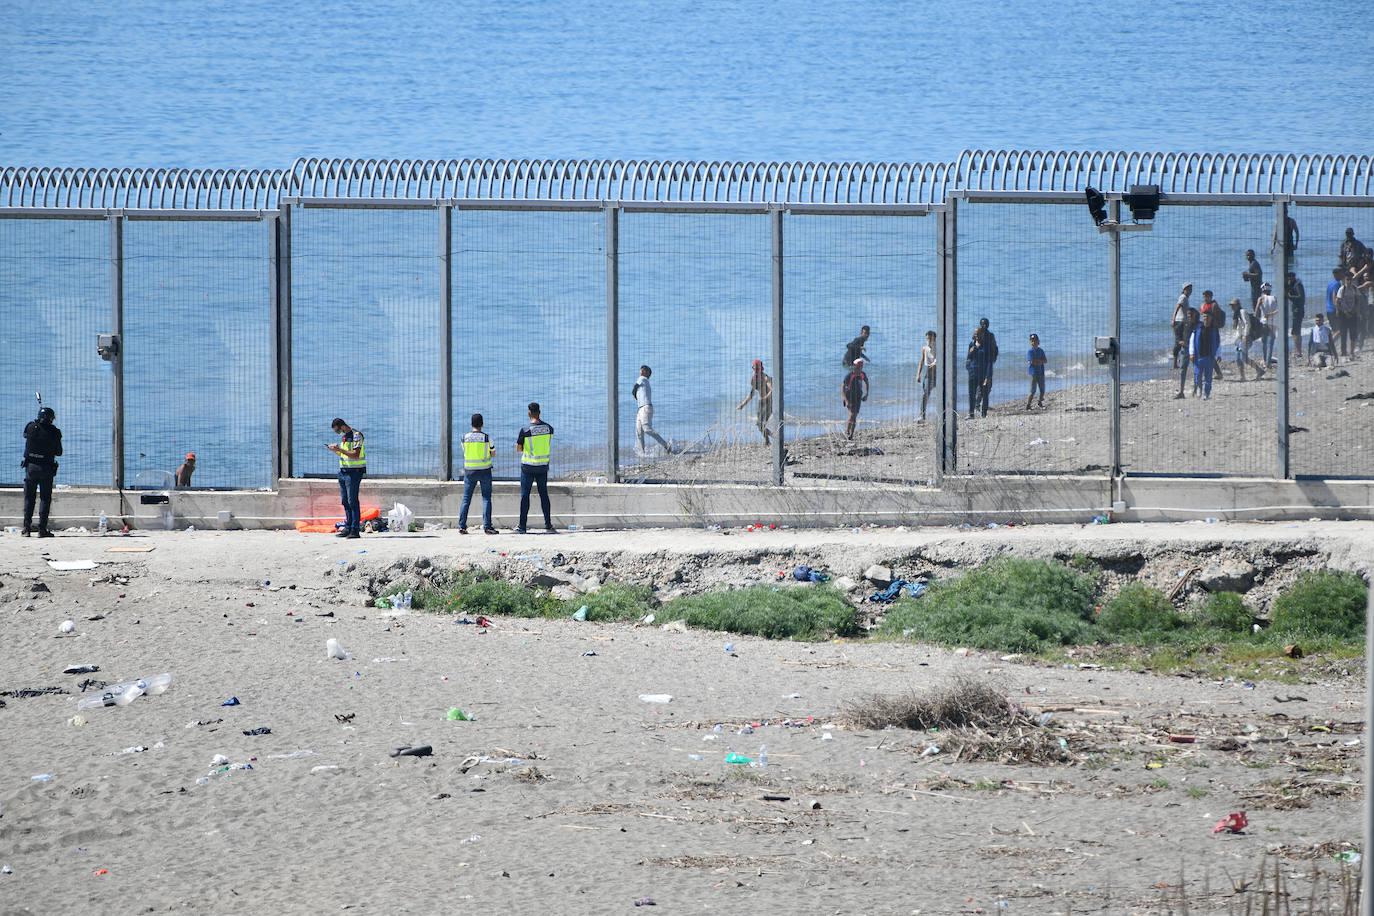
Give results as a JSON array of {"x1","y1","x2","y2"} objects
[
  {"x1": 403, "y1": 590, "x2": 412, "y2": 610},
  {"x1": 98, "y1": 512, "x2": 108, "y2": 535},
  {"x1": 757, "y1": 745, "x2": 768, "y2": 767}
]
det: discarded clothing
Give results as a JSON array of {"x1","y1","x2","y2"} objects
[
  {"x1": 792, "y1": 565, "x2": 831, "y2": 583},
  {"x1": 868, "y1": 579, "x2": 928, "y2": 603}
]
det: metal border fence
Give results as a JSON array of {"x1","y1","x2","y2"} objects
[{"x1": 3, "y1": 151, "x2": 1373, "y2": 489}]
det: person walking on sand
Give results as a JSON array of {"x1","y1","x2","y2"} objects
[
  {"x1": 1198, "y1": 291, "x2": 1224, "y2": 380},
  {"x1": 632, "y1": 365, "x2": 671, "y2": 458},
  {"x1": 1242, "y1": 249, "x2": 1263, "y2": 308},
  {"x1": 1175, "y1": 307, "x2": 1200, "y2": 399},
  {"x1": 21, "y1": 406, "x2": 62, "y2": 537},
  {"x1": 175, "y1": 452, "x2": 196, "y2": 487},
  {"x1": 1190, "y1": 309, "x2": 1222, "y2": 399},
  {"x1": 1025, "y1": 334, "x2": 1047, "y2": 409},
  {"x1": 1229, "y1": 298, "x2": 1265, "y2": 381},
  {"x1": 515, "y1": 402, "x2": 555, "y2": 534},
  {"x1": 917, "y1": 330, "x2": 937, "y2": 423},
  {"x1": 736, "y1": 359, "x2": 773, "y2": 445},
  {"x1": 1171, "y1": 284, "x2": 1192, "y2": 369},
  {"x1": 842, "y1": 358, "x2": 868, "y2": 439},
  {"x1": 327, "y1": 418, "x2": 365, "y2": 539},
  {"x1": 966, "y1": 325, "x2": 995, "y2": 418},
  {"x1": 1287, "y1": 271, "x2": 1306, "y2": 360},
  {"x1": 1335, "y1": 271, "x2": 1364, "y2": 358},
  {"x1": 458, "y1": 413, "x2": 496, "y2": 535},
  {"x1": 843, "y1": 325, "x2": 870, "y2": 369}
]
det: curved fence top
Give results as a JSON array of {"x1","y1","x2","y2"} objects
[{"x1": 3, "y1": 151, "x2": 1372, "y2": 208}]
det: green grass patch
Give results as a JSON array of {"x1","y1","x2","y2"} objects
[
  {"x1": 1097, "y1": 584, "x2": 1184, "y2": 635},
  {"x1": 418, "y1": 570, "x2": 560, "y2": 618},
  {"x1": 664, "y1": 584, "x2": 859, "y2": 641},
  {"x1": 566, "y1": 582, "x2": 655, "y2": 622},
  {"x1": 1190, "y1": 592, "x2": 1253, "y2": 633},
  {"x1": 879, "y1": 558, "x2": 1096, "y2": 653},
  {"x1": 1270, "y1": 570, "x2": 1367, "y2": 640}
]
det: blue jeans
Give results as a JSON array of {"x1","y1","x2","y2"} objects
[
  {"x1": 1261, "y1": 326, "x2": 1276, "y2": 364},
  {"x1": 1193, "y1": 356, "x2": 1215, "y2": 398},
  {"x1": 519, "y1": 465, "x2": 551, "y2": 530},
  {"x1": 337, "y1": 467, "x2": 364, "y2": 532},
  {"x1": 459, "y1": 469, "x2": 493, "y2": 531}
]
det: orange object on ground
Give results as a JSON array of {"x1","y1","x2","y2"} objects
[
  {"x1": 1212, "y1": 811, "x2": 1248, "y2": 834},
  {"x1": 295, "y1": 507, "x2": 380, "y2": 533}
]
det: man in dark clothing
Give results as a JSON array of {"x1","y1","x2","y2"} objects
[
  {"x1": 842, "y1": 358, "x2": 868, "y2": 439},
  {"x1": 966, "y1": 325, "x2": 996, "y2": 418},
  {"x1": 1286, "y1": 271, "x2": 1306, "y2": 359},
  {"x1": 1242, "y1": 249, "x2": 1263, "y2": 307},
  {"x1": 327, "y1": 418, "x2": 365, "y2": 539},
  {"x1": 843, "y1": 326, "x2": 870, "y2": 368},
  {"x1": 21, "y1": 407, "x2": 62, "y2": 537},
  {"x1": 1190, "y1": 310, "x2": 1222, "y2": 399},
  {"x1": 515, "y1": 402, "x2": 555, "y2": 534},
  {"x1": 1339, "y1": 228, "x2": 1369, "y2": 269}
]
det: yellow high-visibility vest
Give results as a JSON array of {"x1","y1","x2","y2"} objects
[
  {"x1": 521, "y1": 424, "x2": 552, "y2": 466},
  {"x1": 462, "y1": 433, "x2": 493, "y2": 470},
  {"x1": 338, "y1": 432, "x2": 366, "y2": 469}
]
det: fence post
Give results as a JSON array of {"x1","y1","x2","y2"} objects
[
  {"x1": 439, "y1": 203, "x2": 453, "y2": 481},
  {"x1": 109, "y1": 213, "x2": 124, "y2": 491},
  {"x1": 940, "y1": 197, "x2": 959, "y2": 475},
  {"x1": 605, "y1": 204, "x2": 620, "y2": 483},
  {"x1": 274, "y1": 203, "x2": 293, "y2": 480},
  {"x1": 1108, "y1": 200, "x2": 1122, "y2": 478},
  {"x1": 1275, "y1": 199, "x2": 1290, "y2": 479},
  {"x1": 771, "y1": 206, "x2": 785, "y2": 486}
]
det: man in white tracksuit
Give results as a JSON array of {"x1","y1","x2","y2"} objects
[{"x1": 633, "y1": 365, "x2": 672, "y2": 458}]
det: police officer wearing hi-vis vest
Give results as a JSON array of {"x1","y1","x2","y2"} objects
[
  {"x1": 21, "y1": 406, "x2": 62, "y2": 537},
  {"x1": 458, "y1": 413, "x2": 496, "y2": 535},
  {"x1": 326, "y1": 418, "x2": 365, "y2": 539},
  {"x1": 515, "y1": 402, "x2": 555, "y2": 534}
]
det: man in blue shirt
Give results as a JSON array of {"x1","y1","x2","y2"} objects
[{"x1": 1189, "y1": 311, "x2": 1222, "y2": 399}]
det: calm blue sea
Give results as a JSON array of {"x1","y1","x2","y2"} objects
[{"x1": 1, "y1": 1, "x2": 1370, "y2": 486}]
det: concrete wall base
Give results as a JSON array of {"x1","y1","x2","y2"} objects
[{"x1": 3, "y1": 475, "x2": 1373, "y2": 531}]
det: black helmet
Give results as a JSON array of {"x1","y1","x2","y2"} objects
[{"x1": 37, "y1": 407, "x2": 55, "y2": 423}]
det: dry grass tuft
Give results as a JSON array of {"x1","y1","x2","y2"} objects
[{"x1": 841, "y1": 676, "x2": 1014, "y2": 732}]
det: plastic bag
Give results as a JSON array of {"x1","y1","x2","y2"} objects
[{"x1": 386, "y1": 503, "x2": 415, "y2": 534}]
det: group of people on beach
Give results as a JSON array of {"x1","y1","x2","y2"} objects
[{"x1": 1169, "y1": 227, "x2": 1374, "y2": 397}]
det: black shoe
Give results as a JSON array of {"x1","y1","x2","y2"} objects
[
  {"x1": 345, "y1": 530, "x2": 361, "y2": 539},
  {"x1": 545, "y1": 526, "x2": 557, "y2": 534},
  {"x1": 484, "y1": 528, "x2": 498, "y2": 535},
  {"x1": 458, "y1": 528, "x2": 468, "y2": 535},
  {"x1": 37, "y1": 530, "x2": 54, "y2": 538},
  {"x1": 335, "y1": 529, "x2": 350, "y2": 537},
  {"x1": 515, "y1": 527, "x2": 527, "y2": 534}
]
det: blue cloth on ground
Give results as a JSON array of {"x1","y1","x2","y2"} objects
[
  {"x1": 793, "y1": 565, "x2": 830, "y2": 582},
  {"x1": 868, "y1": 579, "x2": 928, "y2": 603}
]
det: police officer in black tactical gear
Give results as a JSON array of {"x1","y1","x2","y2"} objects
[{"x1": 21, "y1": 407, "x2": 62, "y2": 537}]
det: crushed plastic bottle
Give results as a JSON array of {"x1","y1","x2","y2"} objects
[{"x1": 76, "y1": 673, "x2": 172, "y2": 711}]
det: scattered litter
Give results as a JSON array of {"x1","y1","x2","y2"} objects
[
  {"x1": 572, "y1": 605, "x2": 588, "y2": 621},
  {"x1": 724, "y1": 752, "x2": 753, "y2": 764},
  {"x1": 633, "y1": 898, "x2": 656, "y2": 907},
  {"x1": 1335, "y1": 850, "x2": 1362, "y2": 864},
  {"x1": 242, "y1": 727, "x2": 271, "y2": 736},
  {"x1": 372, "y1": 657, "x2": 401, "y2": 664},
  {"x1": 1212, "y1": 811, "x2": 1248, "y2": 835},
  {"x1": 48, "y1": 560, "x2": 98, "y2": 571},
  {"x1": 792, "y1": 565, "x2": 830, "y2": 583},
  {"x1": 63, "y1": 664, "x2": 100, "y2": 675},
  {"x1": 326, "y1": 638, "x2": 353, "y2": 660},
  {"x1": 76, "y1": 673, "x2": 171, "y2": 711},
  {"x1": 639, "y1": 694, "x2": 673, "y2": 704},
  {"x1": 390, "y1": 745, "x2": 433, "y2": 758},
  {"x1": 222, "y1": 697, "x2": 240, "y2": 707},
  {"x1": 59, "y1": 620, "x2": 75, "y2": 634},
  {"x1": 515, "y1": 554, "x2": 544, "y2": 569},
  {"x1": 386, "y1": 503, "x2": 415, "y2": 534},
  {"x1": 446, "y1": 707, "x2": 474, "y2": 721},
  {"x1": 920, "y1": 745, "x2": 941, "y2": 757},
  {"x1": 267, "y1": 750, "x2": 314, "y2": 760},
  {"x1": 31, "y1": 774, "x2": 53, "y2": 782}
]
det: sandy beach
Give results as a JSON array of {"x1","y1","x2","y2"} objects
[
  {"x1": 0, "y1": 521, "x2": 1367, "y2": 914},
  {"x1": 619, "y1": 347, "x2": 1374, "y2": 486}
]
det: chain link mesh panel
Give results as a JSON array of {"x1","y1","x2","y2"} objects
[
  {"x1": 123, "y1": 219, "x2": 272, "y2": 488},
  {"x1": 0, "y1": 217, "x2": 111, "y2": 486},
  {"x1": 1287, "y1": 204, "x2": 1374, "y2": 477},
  {"x1": 291, "y1": 208, "x2": 441, "y2": 477},
  {"x1": 451, "y1": 209, "x2": 606, "y2": 480},
  {"x1": 1120, "y1": 205, "x2": 1277, "y2": 477},
  {"x1": 954, "y1": 203, "x2": 1110, "y2": 475},
  {"x1": 783, "y1": 213, "x2": 938, "y2": 485},
  {"x1": 617, "y1": 212, "x2": 772, "y2": 484}
]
